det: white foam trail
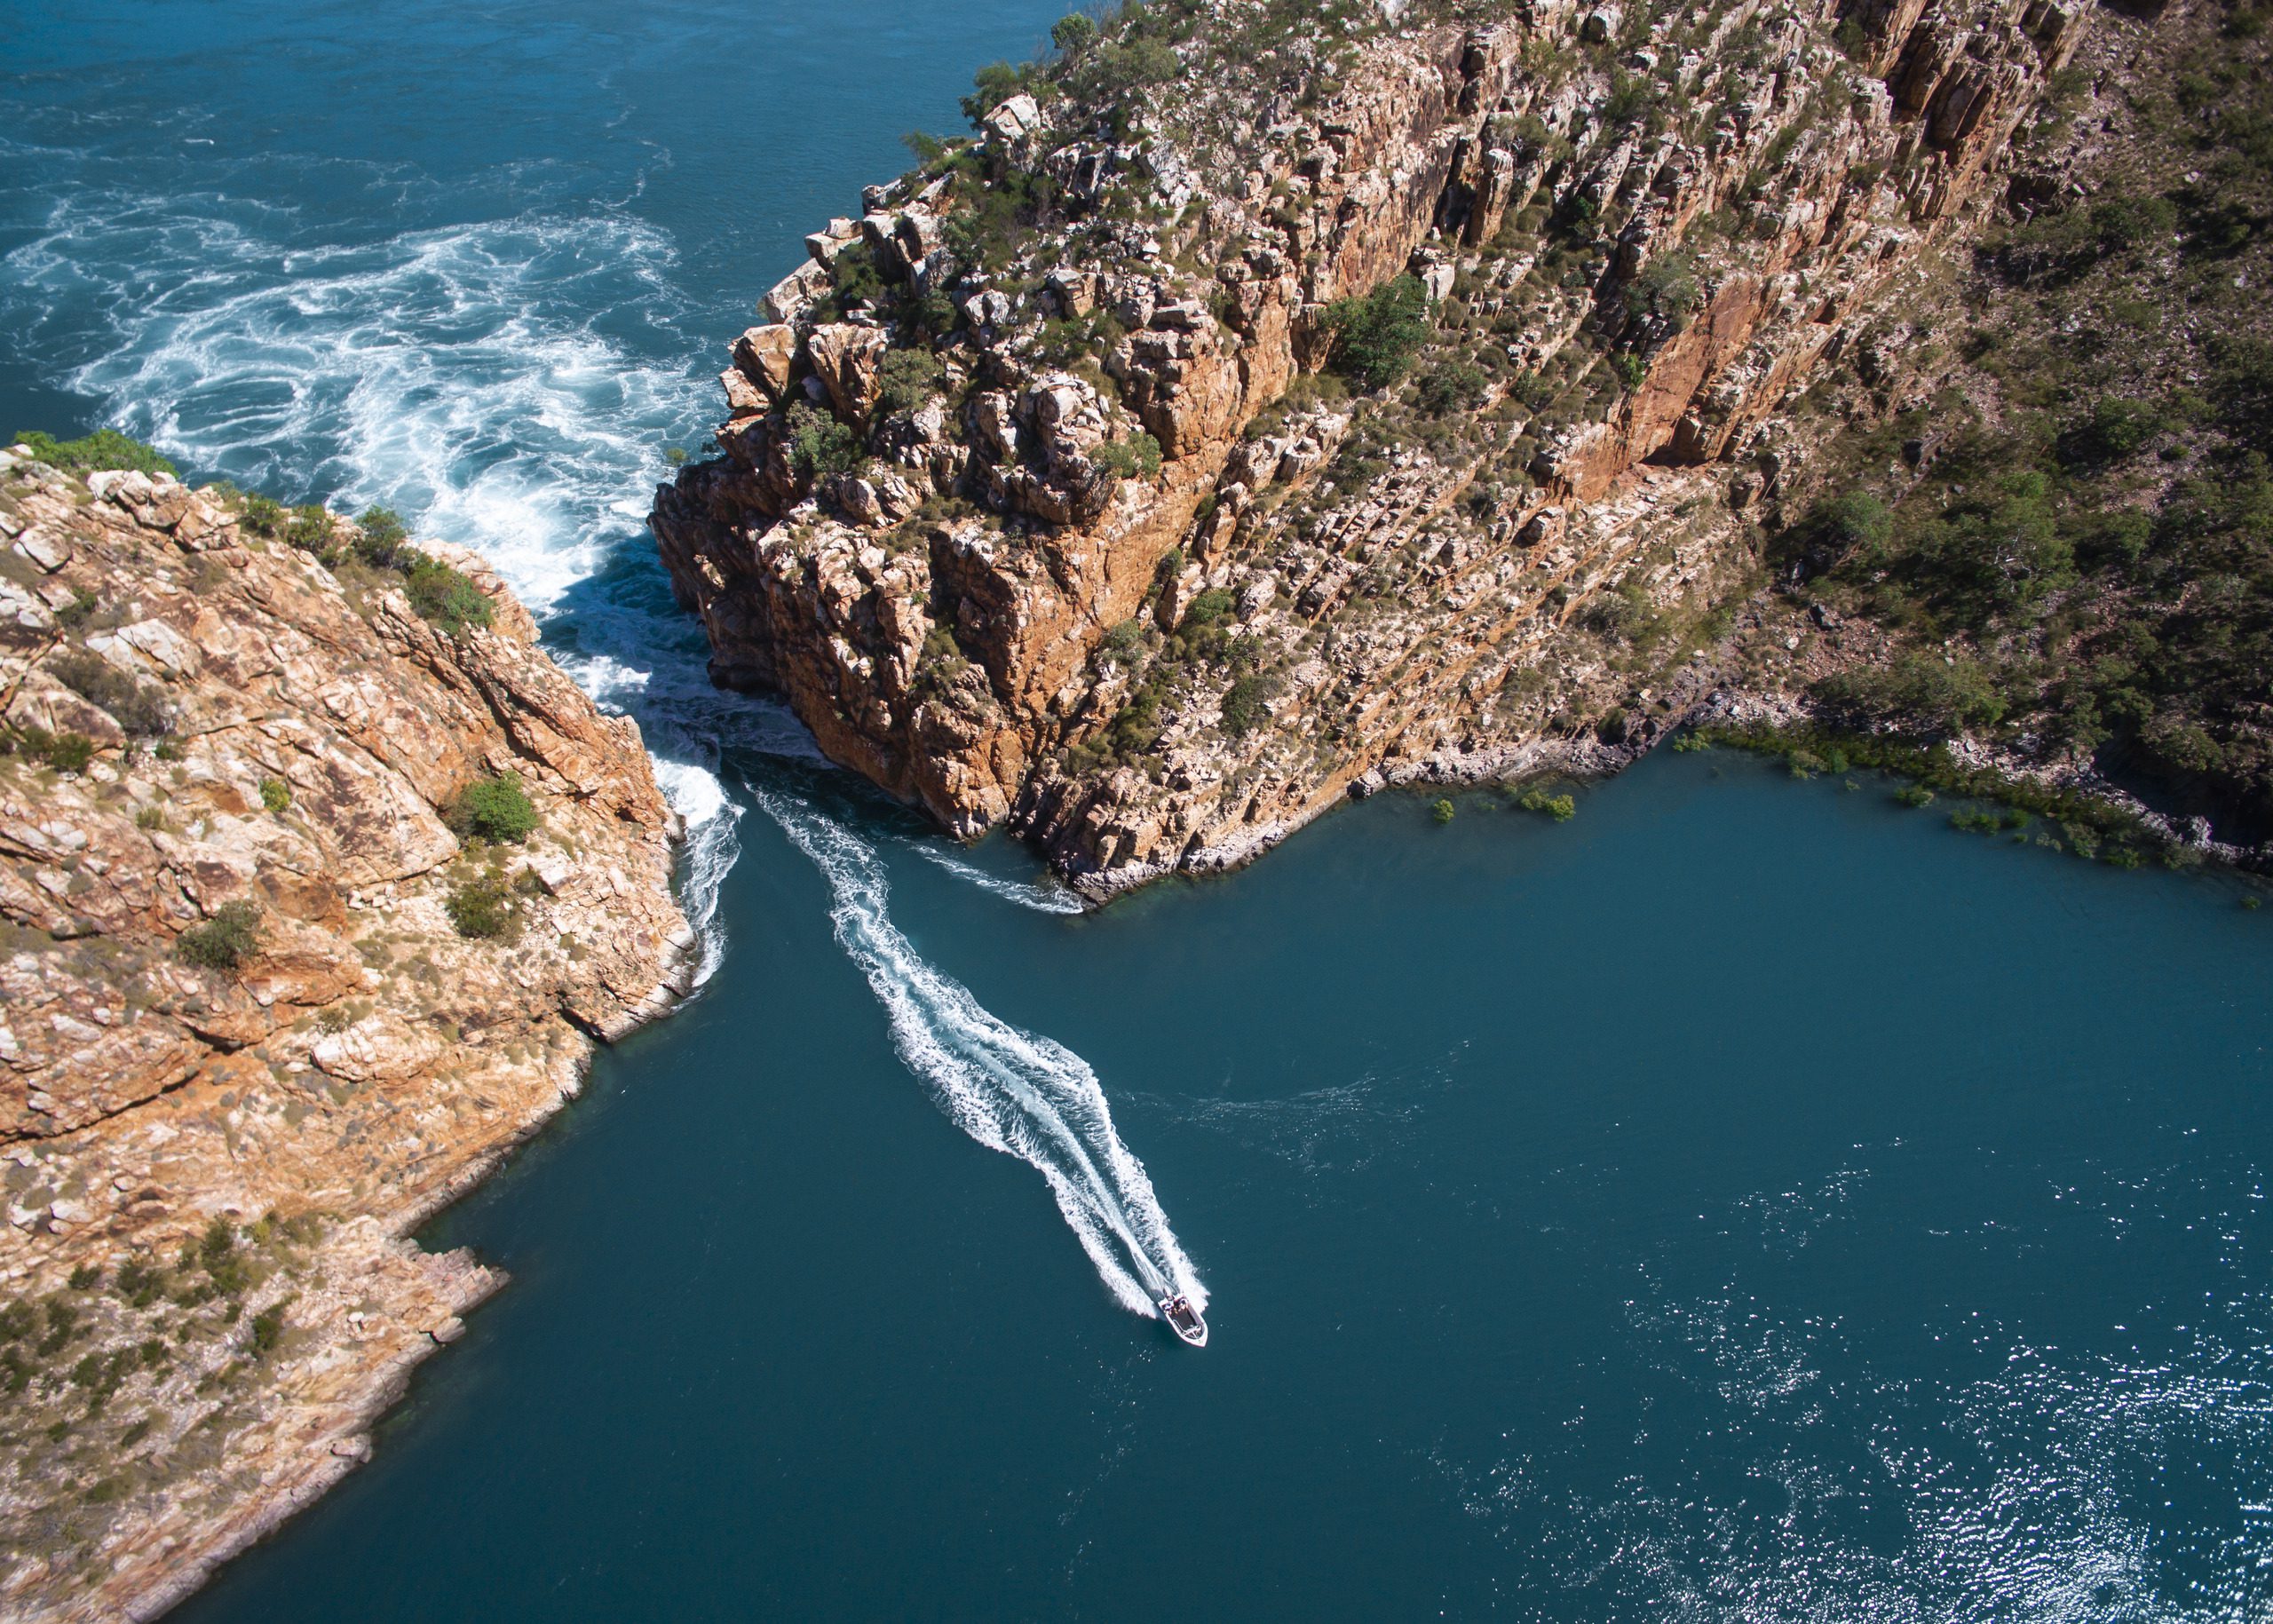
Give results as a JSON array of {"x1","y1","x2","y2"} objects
[
  {"x1": 757, "y1": 787, "x2": 1204, "y2": 1319},
  {"x1": 652, "y1": 760, "x2": 741, "y2": 988},
  {"x1": 909, "y1": 843, "x2": 1089, "y2": 915}
]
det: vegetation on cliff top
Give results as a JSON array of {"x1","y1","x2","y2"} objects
[
  {"x1": 10, "y1": 428, "x2": 495, "y2": 646},
  {"x1": 1776, "y1": 3, "x2": 2273, "y2": 844},
  {"x1": 692, "y1": 0, "x2": 1878, "y2": 579},
  {"x1": 11, "y1": 428, "x2": 176, "y2": 479},
  {"x1": 0, "y1": 1215, "x2": 327, "y2": 1583},
  {"x1": 218, "y1": 481, "x2": 497, "y2": 638},
  {"x1": 956, "y1": 0, "x2": 1553, "y2": 149}
]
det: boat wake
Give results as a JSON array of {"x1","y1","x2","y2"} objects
[
  {"x1": 758, "y1": 787, "x2": 1203, "y2": 1320},
  {"x1": 907, "y1": 844, "x2": 1089, "y2": 915}
]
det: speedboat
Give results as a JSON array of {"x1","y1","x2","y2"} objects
[{"x1": 1159, "y1": 1293, "x2": 1208, "y2": 1348}]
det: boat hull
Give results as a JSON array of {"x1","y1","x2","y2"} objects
[{"x1": 1159, "y1": 1295, "x2": 1208, "y2": 1348}]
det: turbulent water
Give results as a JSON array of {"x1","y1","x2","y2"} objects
[
  {"x1": 11, "y1": 4, "x2": 2273, "y2": 1620},
  {"x1": 0, "y1": 0, "x2": 1068, "y2": 980},
  {"x1": 0, "y1": 99, "x2": 762, "y2": 975}
]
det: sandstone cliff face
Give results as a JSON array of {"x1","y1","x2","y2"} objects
[
  {"x1": 653, "y1": 0, "x2": 2087, "y2": 890},
  {"x1": 0, "y1": 450, "x2": 693, "y2": 1620}
]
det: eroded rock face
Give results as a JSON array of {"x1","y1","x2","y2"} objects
[
  {"x1": 0, "y1": 451, "x2": 693, "y2": 1620},
  {"x1": 653, "y1": 0, "x2": 2088, "y2": 887}
]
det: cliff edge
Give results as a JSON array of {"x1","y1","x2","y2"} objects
[
  {"x1": 653, "y1": 0, "x2": 2103, "y2": 892},
  {"x1": 0, "y1": 446, "x2": 694, "y2": 1620}
]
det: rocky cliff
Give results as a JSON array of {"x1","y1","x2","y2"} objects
[
  {"x1": 653, "y1": 0, "x2": 2097, "y2": 892},
  {"x1": 0, "y1": 448, "x2": 694, "y2": 1620}
]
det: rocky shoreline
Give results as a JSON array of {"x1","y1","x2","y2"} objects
[
  {"x1": 651, "y1": 0, "x2": 2119, "y2": 898},
  {"x1": 0, "y1": 447, "x2": 695, "y2": 1621}
]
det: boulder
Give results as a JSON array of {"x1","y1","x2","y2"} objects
[
  {"x1": 761, "y1": 260, "x2": 832, "y2": 325},
  {"x1": 970, "y1": 392, "x2": 1022, "y2": 463},
  {"x1": 806, "y1": 324, "x2": 892, "y2": 421},
  {"x1": 1047, "y1": 268, "x2": 1097, "y2": 317},
  {"x1": 12, "y1": 527, "x2": 69, "y2": 573},
  {"x1": 732, "y1": 325, "x2": 799, "y2": 400},
  {"x1": 804, "y1": 218, "x2": 861, "y2": 266},
  {"x1": 981, "y1": 93, "x2": 1041, "y2": 149},
  {"x1": 721, "y1": 368, "x2": 768, "y2": 416}
]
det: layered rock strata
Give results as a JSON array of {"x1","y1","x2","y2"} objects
[
  {"x1": 653, "y1": 0, "x2": 2090, "y2": 891},
  {"x1": 0, "y1": 450, "x2": 694, "y2": 1620}
]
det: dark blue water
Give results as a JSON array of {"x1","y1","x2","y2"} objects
[
  {"x1": 163, "y1": 754, "x2": 2273, "y2": 1621},
  {"x1": 8, "y1": 6, "x2": 2273, "y2": 1619}
]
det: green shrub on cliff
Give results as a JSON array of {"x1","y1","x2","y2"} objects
[
  {"x1": 1091, "y1": 432, "x2": 1163, "y2": 479},
  {"x1": 448, "y1": 772, "x2": 539, "y2": 844},
  {"x1": 2055, "y1": 397, "x2": 2170, "y2": 468},
  {"x1": 249, "y1": 1302, "x2": 289, "y2": 1359},
  {"x1": 177, "y1": 901, "x2": 262, "y2": 972},
  {"x1": 6, "y1": 725, "x2": 97, "y2": 772},
  {"x1": 960, "y1": 60, "x2": 1040, "y2": 127},
  {"x1": 901, "y1": 130, "x2": 953, "y2": 168},
  {"x1": 403, "y1": 553, "x2": 495, "y2": 638},
  {"x1": 1183, "y1": 588, "x2": 1236, "y2": 629},
  {"x1": 876, "y1": 348, "x2": 946, "y2": 418},
  {"x1": 785, "y1": 402, "x2": 864, "y2": 482},
  {"x1": 237, "y1": 493, "x2": 286, "y2": 537},
  {"x1": 1051, "y1": 13, "x2": 1098, "y2": 55},
  {"x1": 282, "y1": 503, "x2": 335, "y2": 553},
  {"x1": 1625, "y1": 252, "x2": 1701, "y2": 324},
  {"x1": 941, "y1": 162, "x2": 1056, "y2": 273},
  {"x1": 447, "y1": 875, "x2": 512, "y2": 939},
  {"x1": 197, "y1": 1216, "x2": 249, "y2": 1295},
  {"x1": 1417, "y1": 360, "x2": 1490, "y2": 416},
  {"x1": 1815, "y1": 650, "x2": 2008, "y2": 733},
  {"x1": 447, "y1": 868, "x2": 539, "y2": 940},
  {"x1": 1099, "y1": 619, "x2": 1148, "y2": 664},
  {"x1": 1220, "y1": 670, "x2": 1282, "y2": 736},
  {"x1": 353, "y1": 504, "x2": 410, "y2": 566},
  {"x1": 12, "y1": 429, "x2": 176, "y2": 479},
  {"x1": 1326, "y1": 274, "x2": 1432, "y2": 391},
  {"x1": 816, "y1": 242, "x2": 889, "y2": 321}
]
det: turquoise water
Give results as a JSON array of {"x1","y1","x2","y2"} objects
[
  {"x1": 8, "y1": 5, "x2": 2273, "y2": 1618},
  {"x1": 179, "y1": 755, "x2": 2273, "y2": 1620}
]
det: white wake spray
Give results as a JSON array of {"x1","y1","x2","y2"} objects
[
  {"x1": 907, "y1": 842, "x2": 1089, "y2": 915},
  {"x1": 759, "y1": 788, "x2": 1204, "y2": 1319}
]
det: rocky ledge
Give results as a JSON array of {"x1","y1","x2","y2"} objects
[
  {"x1": 0, "y1": 448, "x2": 694, "y2": 1620},
  {"x1": 652, "y1": 0, "x2": 2103, "y2": 895}
]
